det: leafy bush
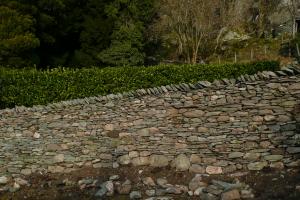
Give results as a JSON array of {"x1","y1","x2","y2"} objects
[{"x1": 0, "y1": 61, "x2": 279, "y2": 108}]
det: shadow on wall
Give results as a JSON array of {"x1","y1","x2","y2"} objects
[{"x1": 294, "y1": 104, "x2": 300, "y2": 133}]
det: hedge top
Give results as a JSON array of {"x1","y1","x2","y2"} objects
[{"x1": 0, "y1": 61, "x2": 282, "y2": 110}]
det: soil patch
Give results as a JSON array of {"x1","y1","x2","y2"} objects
[{"x1": 1, "y1": 167, "x2": 299, "y2": 200}]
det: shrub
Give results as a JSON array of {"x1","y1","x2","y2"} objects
[{"x1": 0, "y1": 61, "x2": 280, "y2": 108}]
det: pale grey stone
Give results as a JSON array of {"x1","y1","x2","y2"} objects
[
  {"x1": 132, "y1": 157, "x2": 150, "y2": 166},
  {"x1": 221, "y1": 189, "x2": 241, "y2": 200},
  {"x1": 145, "y1": 189, "x2": 156, "y2": 196},
  {"x1": 173, "y1": 154, "x2": 190, "y2": 171},
  {"x1": 264, "y1": 155, "x2": 283, "y2": 162},
  {"x1": 243, "y1": 153, "x2": 260, "y2": 161},
  {"x1": 130, "y1": 191, "x2": 142, "y2": 199},
  {"x1": 142, "y1": 177, "x2": 156, "y2": 187},
  {"x1": 247, "y1": 162, "x2": 268, "y2": 171},
  {"x1": 287, "y1": 147, "x2": 300, "y2": 154},
  {"x1": 189, "y1": 165, "x2": 205, "y2": 174},
  {"x1": 118, "y1": 155, "x2": 131, "y2": 165},
  {"x1": 228, "y1": 152, "x2": 244, "y2": 159},
  {"x1": 150, "y1": 155, "x2": 169, "y2": 167},
  {"x1": 189, "y1": 175, "x2": 206, "y2": 191},
  {"x1": 116, "y1": 180, "x2": 132, "y2": 194},
  {"x1": 0, "y1": 176, "x2": 8, "y2": 185}
]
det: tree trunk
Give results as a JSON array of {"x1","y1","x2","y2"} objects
[
  {"x1": 191, "y1": 50, "x2": 197, "y2": 64},
  {"x1": 293, "y1": 19, "x2": 297, "y2": 38}
]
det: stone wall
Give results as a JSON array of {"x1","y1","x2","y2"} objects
[{"x1": 0, "y1": 66, "x2": 300, "y2": 177}]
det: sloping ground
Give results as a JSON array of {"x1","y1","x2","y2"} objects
[
  {"x1": 0, "y1": 167, "x2": 300, "y2": 200},
  {"x1": 0, "y1": 66, "x2": 300, "y2": 199},
  {"x1": 209, "y1": 38, "x2": 294, "y2": 65}
]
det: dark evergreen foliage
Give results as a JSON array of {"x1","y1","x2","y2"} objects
[{"x1": 0, "y1": 0, "x2": 155, "y2": 67}]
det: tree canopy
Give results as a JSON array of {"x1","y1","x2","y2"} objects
[
  {"x1": 0, "y1": 0, "x2": 296, "y2": 68},
  {"x1": 0, "y1": 6, "x2": 40, "y2": 67}
]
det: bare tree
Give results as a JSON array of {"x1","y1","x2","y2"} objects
[
  {"x1": 287, "y1": 0, "x2": 300, "y2": 38},
  {"x1": 214, "y1": 0, "x2": 254, "y2": 51},
  {"x1": 154, "y1": 0, "x2": 219, "y2": 64},
  {"x1": 152, "y1": 0, "x2": 285, "y2": 63},
  {"x1": 256, "y1": 0, "x2": 281, "y2": 37}
]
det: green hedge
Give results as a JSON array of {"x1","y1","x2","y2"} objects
[{"x1": 0, "y1": 61, "x2": 279, "y2": 109}]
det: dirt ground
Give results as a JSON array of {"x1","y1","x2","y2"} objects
[{"x1": 1, "y1": 166, "x2": 299, "y2": 200}]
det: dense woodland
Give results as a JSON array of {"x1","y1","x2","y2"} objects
[{"x1": 0, "y1": 0, "x2": 299, "y2": 68}]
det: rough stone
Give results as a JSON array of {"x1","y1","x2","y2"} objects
[
  {"x1": 132, "y1": 157, "x2": 150, "y2": 166},
  {"x1": 157, "y1": 178, "x2": 168, "y2": 188},
  {"x1": 137, "y1": 128, "x2": 150, "y2": 137},
  {"x1": 140, "y1": 151, "x2": 151, "y2": 157},
  {"x1": 20, "y1": 169, "x2": 32, "y2": 176},
  {"x1": 260, "y1": 141, "x2": 271, "y2": 148},
  {"x1": 53, "y1": 154, "x2": 64, "y2": 163},
  {"x1": 253, "y1": 116, "x2": 264, "y2": 122},
  {"x1": 153, "y1": 189, "x2": 166, "y2": 197},
  {"x1": 119, "y1": 132, "x2": 131, "y2": 138},
  {"x1": 223, "y1": 165, "x2": 237, "y2": 174},
  {"x1": 240, "y1": 189, "x2": 255, "y2": 199},
  {"x1": 190, "y1": 155, "x2": 202, "y2": 164},
  {"x1": 10, "y1": 182, "x2": 20, "y2": 193},
  {"x1": 78, "y1": 178, "x2": 94, "y2": 186},
  {"x1": 150, "y1": 155, "x2": 169, "y2": 167},
  {"x1": 194, "y1": 187, "x2": 205, "y2": 196},
  {"x1": 221, "y1": 189, "x2": 241, "y2": 200},
  {"x1": 0, "y1": 176, "x2": 8, "y2": 185},
  {"x1": 95, "y1": 183, "x2": 107, "y2": 197},
  {"x1": 243, "y1": 153, "x2": 260, "y2": 161},
  {"x1": 145, "y1": 189, "x2": 156, "y2": 196},
  {"x1": 264, "y1": 155, "x2": 283, "y2": 162},
  {"x1": 116, "y1": 180, "x2": 132, "y2": 194},
  {"x1": 212, "y1": 180, "x2": 242, "y2": 191},
  {"x1": 165, "y1": 186, "x2": 182, "y2": 194},
  {"x1": 113, "y1": 162, "x2": 120, "y2": 169},
  {"x1": 130, "y1": 191, "x2": 142, "y2": 199},
  {"x1": 33, "y1": 132, "x2": 40, "y2": 139},
  {"x1": 198, "y1": 127, "x2": 209, "y2": 133},
  {"x1": 93, "y1": 163, "x2": 102, "y2": 168},
  {"x1": 287, "y1": 147, "x2": 300, "y2": 154},
  {"x1": 14, "y1": 178, "x2": 28, "y2": 186},
  {"x1": 202, "y1": 157, "x2": 217, "y2": 164},
  {"x1": 173, "y1": 154, "x2": 190, "y2": 171},
  {"x1": 48, "y1": 166, "x2": 65, "y2": 173},
  {"x1": 217, "y1": 116, "x2": 230, "y2": 122},
  {"x1": 189, "y1": 175, "x2": 207, "y2": 191},
  {"x1": 206, "y1": 166, "x2": 223, "y2": 174},
  {"x1": 183, "y1": 110, "x2": 205, "y2": 118},
  {"x1": 270, "y1": 162, "x2": 284, "y2": 169},
  {"x1": 288, "y1": 83, "x2": 300, "y2": 90},
  {"x1": 189, "y1": 164, "x2": 206, "y2": 174},
  {"x1": 206, "y1": 185, "x2": 223, "y2": 195},
  {"x1": 118, "y1": 155, "x2": 131, "y2": 165},
  {"x1": 109, "y1": 175, "x2": 120, "y2": 181},
  {"x1": 46, "y1": 144, "x2": 62, "y2": 152},
  {"x1": 105, "y1": 181, "x2": 114, "y2": 196},
  {"x1": 104, "y1": 124, "x2": 114, "y2": 131},
  {"x1": 228, "y1": 152, "x2": 244, "y2": 159},
  {"x1": 199, "y1": 192, "x2": 218, "y2": 200},
  {"x1": 264, "y1": 115, "x2": 276, "y2": 122},
  {"x1": 247, "y1": 162, "x2": 268, "y2": 171},
  {"x1": 142, "y1": 177, "x2": 156, "y2": 187}
]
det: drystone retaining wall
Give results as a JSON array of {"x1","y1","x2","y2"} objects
[{"x1": 0, "y1": 66, "x2": 300, "y2": 177}]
